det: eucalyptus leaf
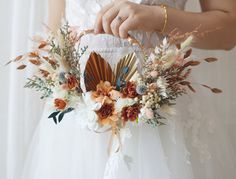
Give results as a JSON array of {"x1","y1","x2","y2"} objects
[
  {"x1": 63, "y1": 107, "x2": 74, "y2": 114},
  {"x1": 53, "y1": 116, "x2": 57, "y2": 124},
  {"x1": 58, "y1": 113, "x2": 65, "y2": 123},
  {"x1": 48, "y1": 111, "x2": 60, "y2": 118}
]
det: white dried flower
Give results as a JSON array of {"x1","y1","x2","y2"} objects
[
  {"x1": 181, "y1": 35, "x2": 194, "y2": 49},
  {"x1": 160, "y1": 37, "x2": 169, "y2": 51},
  {"x1": 145, "y1": 108, "x2": 154, "y2": 119},
  {"x1": 154, "y1": 46, "x2": 161, "y2": 54},
  {"x1": 149, "y1": 53, "x2": 156, "y2": 61},
  {"x1": 156, "y1": 77, "x2": 168, "y2": 98}
]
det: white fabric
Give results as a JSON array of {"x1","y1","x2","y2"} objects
[
  {"x1": 0, "y1": 0, "x2": 47, "y2": 179},
  {"x1": 1, "y1": 0, "x2": 236, "y2": 179},
  {"x1": 20, "y1": 0, "x2": 236, "y2": 179}
]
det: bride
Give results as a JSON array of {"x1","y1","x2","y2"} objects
[{"x1": 21, "y1": 0, "x2": 236, "y2": 179}]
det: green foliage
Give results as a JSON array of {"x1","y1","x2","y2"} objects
[{"x1": 24, "y1": 76, "x2": 54, "y2": 99}]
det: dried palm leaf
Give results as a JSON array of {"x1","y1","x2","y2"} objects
[
  {"x1": 112, "y1": 52, "x2": 137, "y2": 88},
  {"x1": 84, "y1": 52, "x2": 114, "y2": 91}
]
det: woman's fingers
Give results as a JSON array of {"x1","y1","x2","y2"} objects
[
  {"x1": 102, "y1": 7, "x2": 119, "y2": 34},
  {"x1": 95, "y1": 1, "x2": 139, "y2": 38},
  {"x1": 110, "y1": 14, "x2": 127, "y2": 37},
  {"x1": 119, "y1": 16, "x2": 137, "y2": 38},
  {"x1": 94, "y1": 3, "x2": 114, "y2": 34}
]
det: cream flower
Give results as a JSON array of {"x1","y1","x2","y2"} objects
[
  {"x1": 180, "y1": 35, "x2": 194, "y2": 50},
  {"x1": 145, "y1": 108, "x2": 154, "y2": 119},
  {"x1": 156, "y1": 77, "x2": 168, "y2": 98},
  {"x1": 52, "y1": 85, "x2": 68, "y2": 99},
  {"x1": 161, "y1": 50, "x2": 176, "y2": 70},
  {"x1": 75, "y1": 92, "x2": 101, "y2": 131},
  {"x1": 115, "y1": 98, "x2": 136, "y2": 113}
]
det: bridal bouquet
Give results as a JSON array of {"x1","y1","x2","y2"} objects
[
  {"x1": 8, "y1": 23, "x2": 221, "y2": 172},
  {"x1": 7, "y1": 24, "x2": 88, "y2": 123}
]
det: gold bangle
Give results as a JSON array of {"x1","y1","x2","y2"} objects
[{"x1": 159, "y1": 4, "x2": 168, "y2": 34}]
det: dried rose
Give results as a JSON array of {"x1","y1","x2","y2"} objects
[
  {"x1": 96, "y1": 103, "x2": 117, "y2": 125},
  {"x1": 54, "y1": 98, "x2": 67, "y2": 110},
  {"x1": 93, "y1": 81, "x2": 114, "y2": 98},
  {"x1": 122, "y1": 82, "x2": 139, "y2": 98},
  {"x1": 67, "y1": 75, "x2": 78, "y2": 90},
  {"x1": 149, "y1": 83, "x2": 158, "y2": 92},
  {"x1": 121, "y1": 104, "x2": 141, "y2": 122},
  {"x1": 150, "y1": 71, "x2": 158, "y2": 78}
]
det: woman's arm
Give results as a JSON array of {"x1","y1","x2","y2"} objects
[
  {"x1": 166, "y1": 0, "x2": 236, "y2": 50},
  {"x1": 48, "y1": 0, "x2": 65, "y2": 32},
  {"x1": 94, "y1": 0, "x2": 236, "y2": 50}
]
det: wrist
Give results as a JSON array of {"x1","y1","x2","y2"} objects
[{"x1": 150, "y1": 5, "x2": 167, "y2": 33}]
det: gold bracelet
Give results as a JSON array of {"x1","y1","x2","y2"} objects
[{"x1": 159, "y1": 4, "x2": 168, "y2": 34}]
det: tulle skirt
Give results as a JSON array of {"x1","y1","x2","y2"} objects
[
  {"x1": 20, "y1": 92, "x2": 236, "y2": 179},
  {"x1": 21, "y1": 34, "x2": 236, "y2": 179}
]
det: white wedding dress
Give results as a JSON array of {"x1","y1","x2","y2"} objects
[{"x1": 21, "y1": 0, "x2": 236, "y2": 179}]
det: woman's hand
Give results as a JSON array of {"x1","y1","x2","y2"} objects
[
  {"x1": 94, "y1": 0, "x2": 236, "y2": 50},
  {"x1": 94, "y1": 1, "x2": 163, "y2": 38}
]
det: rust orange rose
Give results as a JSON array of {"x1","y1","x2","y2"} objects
[
  {"x1": 122, "y1": 82, "x2": 139, "y2": 98},
  {"x1": 92, "y1": 81, "x2": 114, "y2": 102},
  {"x1": 54, "y1": 98, "x2": 67, "y2": 110},
  {"x1": 121, "y1": 104, "x2": 141, "y2": 122},
  {"x1": 95, "y1": 102, "x2": 118, "y2": 125},
  {"x1": 95, "y1": 81, "x2": 113, "y2": 97},
  {"x1": 67, "y1": 75, "x2": 78, "y2": 90}
]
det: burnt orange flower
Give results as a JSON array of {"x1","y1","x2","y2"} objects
[
  {"x1": 54, "y1": 98, "x2": 67, "y2": 110},
  {"x1": 122, "y1": 82, "x2": 139, "y2": 98},
  {"x1": 96, "y1": 102, "x2": 118, "y2": 126},
  {"x1": 149, "y1": 83, "x2": 158, "y2": 92},
  {"x1": 61, "y1": 75, "x2": 79, "y2": 90},
  {"x1": 92, "y1": 81, "x2": 114, "y2": 101},
  {"x1": 67, "y1": 75, "x2": 78, "y2": 90},
  {"x1": 96, "y1": 81, "x2": 113, "y2": 96},
  {"x1": 121, "y1": 104, "x2": 141, "y2": 122}
]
